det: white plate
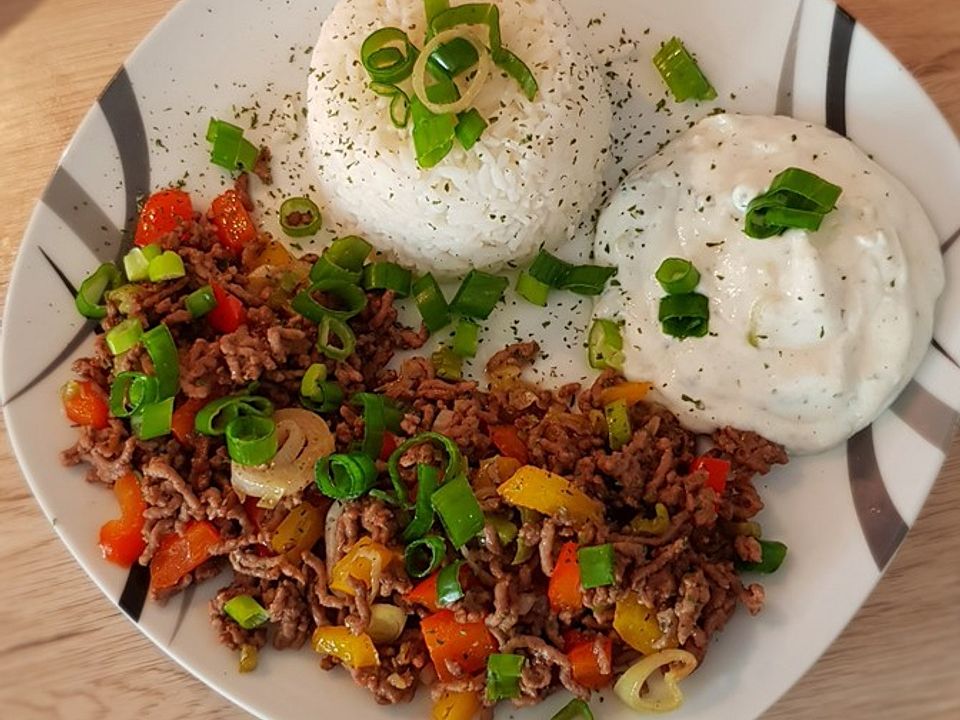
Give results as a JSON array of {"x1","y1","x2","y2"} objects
[{"x1": 3, "y1": 1, "x2": 959, "y2": 719}]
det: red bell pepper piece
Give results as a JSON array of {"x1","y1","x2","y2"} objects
[
  {"x1": 548, "y1": 541, "x2": 583, "y2": 613},
  {"x1": 564, "y1": 633, "x2": 613, "y2": 690},
  {"x1": 691, "y1": 456, "x2": 731, "y2": 495},
  {"x1": 209, "y1": 189, "x2": 257, "y2": 253},
  {"x1": 171, "y1": 397, "x2": 207, "y2": 445},
  {"x1": 379, "y1": 431, "x2": 399, "y2": 463},
  {"x1": 489, "y1": 425, "x2": 529, "y2": 465},
  {"x1": 60, "y1": 379, "x2": 109, "y2": 429},
  {"x1": 98, "y1": 472, "x2": 147, "y2": 567},
  {"x1": 406, "y1": 572, "x2": 440, "y2": 612},
  {"x1": 150, "y1": 520, "x2": 220, "y2": 590},
  {"x1": 207, "y1": 283, "x2": 245, "y2": 333},
  {"x1": 135, "y1": 189, "x2": 193, "y2": 247},
  {"x1": 421, "y1": 610, "x2": 496, "y2": 682}
]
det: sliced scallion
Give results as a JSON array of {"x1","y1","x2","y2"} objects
[
  {"x1": 658, "y1": 293, "x2": 709, "y2": 339},
  {"x1": 291, "y1": 279, "x2": 368, "y2": 322},
  {"x1": 361, "y1": 27, "x2": 419, "y2": 84},
  {"x1": 207, "y1": 118, "x2": 259, "y2": 173},
  {"x1": 279, "y1": 196, "x2": 322, "y2": 237},
  {"x1": 516, "y1": 271, "x2": 550, "y2": 306},
  {"x1": 558, "y1": 264, "x2": 617, "y2": 296},
  {"x1": 455, "y1": 108, "x2": 487, "y2": 150},
  {"x1": 147, "y1": 251, "x2": 186, "y2": 282},
  {"x1": 653, "y1": 37, "x2": 717, "y2": 102},
  {"x1": 326, "y1": 235, "x2": 372, "y2": 272},
  {"x1": 431, "y1": 474, "x2": 484, "y2": 548},
  {"x1": 452, "y1": 319, "x2": 479, "y2": 358},
  {"x1": 436, "y1": 560, "x2": 465, "y2": 606},
  {"x1": 317, "y1": 315, "x2": 357, "y2": 361},
  {"x1": 105, "y1": 317, "x2": 143, "y2": 356},
  {"x1": 108, "y1": 372, "x2": 159, "y2": 418},
  {"x1": 133, "y1": 397, "x2": 174, "y2": 441},
  {"x1": 485, "y1": 653, "x2": 524, "y2": 701},
  {"x1": 387, "y1": 432, "x2": 463, "y2": 505},
  {"x1": 123, "y1": 247, "x2": 151, "y2": 282},
  {"x1": 577, "y1": 543, "x2": 615, "y2": 589},
  {"x1": 588, "y1": 318, "x2": 624, "y2": 371},
  {"x1": 141, "y1": 323, "x2": 180, "y2": 399},
  {"x1": 75, "y1": 263, "x2": 122, "y2": 320},
  {"x1": 223, "y1": 595, "x2": 270, "y2": 629},
  {"x1": 226, "y1": 415, "x2": 278, "y2": 466},
  {"x1": 412, "y1": 272, "x2": 451, "y2": 332},
  {"x1": 402, "y1": 464, "x2": 440, "y2": 542},
  {"x1": 655, "y1": 258, "x2": 700, "y2": 295},
  {"x1": 404, "y1": 536, "x2": 446, "y2": 579},
  {"x1": 605, "y1": 399, "x2": 631, "y2": 451},
  {"x1": 185, "y1": 284, "x2": 217, "y2": 318},
  {"x1": 450, "y1": 270, "x2": 508, "y2": 320},
  {"x1": 363, "y1": 262, "x2": 412, "y2": 297},
  {"x1": 315, "y1": 452, "x2": 378, "y2": 500}
]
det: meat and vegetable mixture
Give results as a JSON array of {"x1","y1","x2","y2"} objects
[{"x1": 61, "y1": 173, "x2": 788, "y2": 718}]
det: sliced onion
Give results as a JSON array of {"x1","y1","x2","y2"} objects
[
  {"x1": 366, "y1": 604, "x2": 408, "y2": 644},
  {"x1": 325, "y1": 501, "x2": 343, "y2": 570},
  {"x1": 613, "y1": 649, "x2": 698, "y2": 713},
  {"x1": 231, "y1": 408, "x2": 334, "y2": 509},
  {"x1": 411, "y1": 28, "x2": 492, "y2": 116}
]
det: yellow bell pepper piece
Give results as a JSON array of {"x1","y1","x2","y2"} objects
[
  {"x1": 599, "y1": 381, "x2": 652, "y2": 407},
  {"x1": 614, "y1": 592, "x2": 672, "y2": 655},
  {"x1": 329, "y1": 537, "x2": 399, "y2": 596},
  {"x1": 311, "y1": 626, "x2": 379, "y2": 669},
  {"x1": 249, "y1": 239, "x2": 293, "y2": 269},
  {"x1": 497, "y1": 465, "x2": 603, "y2": 524},
  {"x1": 432, "y1": 690, "x2": 481, "y2": 720}
]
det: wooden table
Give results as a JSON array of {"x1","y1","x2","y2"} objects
[{"x1": 1, "y1": 1, "x2": 958, "y2": 717}]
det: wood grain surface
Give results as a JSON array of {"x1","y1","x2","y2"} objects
[{"x1": 1, "y1": 1, "x2": 958, "y2": 718}]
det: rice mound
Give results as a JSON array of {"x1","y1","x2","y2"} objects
[{"x1": 307, "y1": 0, "x2": 611, "y2": 276}]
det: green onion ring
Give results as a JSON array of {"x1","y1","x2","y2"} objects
[
  {"x1": 132, "y1": 397, "x2": 175, "y2": 441},
  {"x1": 185, "y1": 284, "x2": 217, "y2": 318},
  {"x1": 362, "y1": 262, "x2": 412, "y2": 297},
  {"x1": 429, "y1": 3, "x2": 502, "y2": 51},
  {"x1": 194, "y1": 392, "x2": 274, "y2": 436},
  {"x1": 75, "y1": 263, "x2": 122, "y2": 320},
  {"x1": 226, "y1": 416, "x2": 278, "y2": 466},
  {"x1": 436, "y1": 559, "x2": 465, "y2": 606},
  {"x1": 516, "y1": 271, "x2": 550, "y2": 306},
  {"x1": 588, "y1": 318, "x2": 625, "y2": 371},
  {"x1": 551, "y1": 699, "x2": 594, "y2": 720},
  {"x1": 104, "y1": 317, "x2": 144, "y2": 356},
  {"x1": 361, "y1": 27, "x2": 419, "y2": 84},
  {"x1": 491, "y1": 46, "x2": 538, "y2": 100},
  {"x1": 141, "y1": 323, "x2": 180, "y2": 399},
  {"x1": 401, "y1": 464, "x2": 440, "y2": 542},
  {"x1": 558, "y1": 264, "x2": 617, "y2": 296},
  {"x1": 301, "y1": 382, "x2": 345, "y2": 414},
  {"x1": 449, "y1": 269, "x2": 508, "y2": 320},
  {"x1": 604, "y1": 398, "x2": 632, "y2": 451},
  {"x1": 108, "y1": 372, "x2": 160, "y2": 418},
  {"x1": 223, "y1": 595, "x2": 270, "y2": 630},
  {"x1": 279, "y1": 196, "x2": 323, "y2": 237},
  {"x1": 404, "y1": 536, "x2": 446, "y2": 579},
  {"x1": 527, "y1": 249, "x2": 574, "y2": 288},
  {"x1": 412, "y1": 28, "x2": 491, "y2": 116},
  {"x1": 431, "y1": 474, "x2": 484, "y2": 548},
  {"x1": 452, "y1": 319, "x2": 479, "y2": 358},
  {"x1": 653, "y1": 36, "x2": 717, "y2": 102},
  {"x1": 300, "y1": 363, "x2": 328, "y2": 399},
  {"x1": 658, "y1": 293, "x2": 710, "y2": 339},
  {"x1": 316, "y1": 315, "x2": 356, "y2": 361},
  {"x1": 655, "y1": 258, "x2": 701, "y2": 295},
  {"x1": 291, "y1": 279, "x2": 368, "y2": 322},
  {"x1": 315, "y1": 452, "x2": 378, "y2": 500},
  {"x1": 352, "y1": 392, "x2": 388, "y2": 459},
  {"x1": 411, "y1": 273, "x2": 451, "y2": 332},
  {"x1": 387, "y1": 431, "x2": 463, "y2": 505},
  {"x1": 454, "y1": 108, "x2": 487, "y2": 150}
]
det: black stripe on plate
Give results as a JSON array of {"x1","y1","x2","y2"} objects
[
  {"x1": 119, "y1": 562, "x2": 151, "y2": 622},
  {"x1": 932, "y1": 339, "x2": 960, "y2": 369},
  {"x1": 825, "y1": 5, "x2": 855, "y2": 135}
]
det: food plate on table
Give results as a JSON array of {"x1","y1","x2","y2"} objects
[{"x1": 2, "y1": 1, "x2": 959, "y2": 719}]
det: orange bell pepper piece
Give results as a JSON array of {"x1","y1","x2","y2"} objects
[
  {"x1": 497, "y1": 466, "x2": 603, "y2": 524},
  {"x1": 150, "y1": 520, "x2": 220, "y2": 590},
  {"x1": 98, "y1": 472, "x2": 147, "y2": 567},
  {"x1": 60, "y1": 379, "x2": 109, "y2": 429},
  {"x1": 421, "y1": 610, "x2": 496, "y2": 682},
  {"x1": 134, "y1": 189, "x2": 193, "y2": 247},
  {"x1": 171, "y1": 397, "x2": 207, "y2": 445},
  {"x1": 406, "y1": 572, "x2": 440, "y2": 612},
  {"x1": 548, "y1": 541, "x2": 583, "y2": 613},
  {"x1": 599, "y1": 381, "x2": 652, "y2": 407},
  {"x1": 565, "y1": 633, "x2": 613, "y2": 689},
  {"x1": 489, "y1": 425, "x2": 529, "y2": 464},
  {"x1": 432, "y1": 690, "x2": 481, "y2": 720},
  {"x1": 311, "y1": 626, "x2": 380, "y2": 669},
  {"x1": 210, "y1": 189, "x2": 257, "y2": 254},
  {"x1": 691, "y1": 456, "x2": 731, "y2": 494},
  {"x1": 329, "y1": 537, "x2": 399, "y2": 596}
]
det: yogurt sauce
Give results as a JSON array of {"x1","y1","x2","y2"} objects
[{"x1": 593, "y1": 114, "x2": 944, "y2": 454}]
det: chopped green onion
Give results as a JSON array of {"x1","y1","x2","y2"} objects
[
  {"x1": 185, "y1": 284, "x2": 217, "y2": 318},
  {"x1": 431, "y1": 4, "x2": 501, "y2": 51},
  {"x1": 363, "y1": 262, "x2": 412, "y2": 297},
  {"x1": 605, "y1": 399, "x2": 631, "y2": 451},
  {"x1": 454, "y1": 108, "x2": 487, "y2": 150},
  {"x1": 412, "y1": 273, "x2": 451, "y2": 332},
  {"x1": 75, "y1": 263, "x2": 122, "y2": 319},
  {"x1": 512, "y1": 507, "x2": 538, "y2": 565},
  {"x1": 316, "y1": 315, "x2": 357, "y2": 361},
  {"x1": 105, "y1": 317, "x2": 143, "y2": 356},
  {"x1": 326, "y1": 235, "x2": 372, "y2": 272},
  {"x1": 767, "y1": 167, "x2": 843, "y2": 212},
  {"x1": 402, "y1": 464, "x2": 440, "y2": 542},
  {"x1": 558, "y1": 264, "x2": 617, "y2": 296},
  {"x1": 652, "y1": 37, "x2": 717, "y2": 102},
  {"x1": 485, "y1": 515, "x2": 518, "y2": 547},
  {"x1": 315, "y1": 452, "x2": 378, "y2": 500},
  {"x1": 108, "y1": 372, "x2": 159, "y2": 418},
  {"x1": 147, "y1": 251, "x2": 186, "y2": 282},
  {"x1": 301, "y1": 381, "x2": 344, "y2": 413},
  {"x1": 491, "y1": 47, "x2": 538, "y2": 101},
  {"x1": 424, "y1": 0, "x2": 450, "y2": 26},
  {"x1": 361, "y1": 27, "x2": 419, "y2": 84},
  {"x1": 141, "y1": 323, "x2": 180, "y2": 398},
  {"x1": 516, "y1": 271, "x2": 550, "y2": 306},
  {"x1": 658, "y1": 293, "x2": 709, "y2": 339},
  {"x1": 207, "y1": 118, "x2": 259, "y2": 173},
  {"x1": 300, "y1": 363, "x2": 328, "y2": 398},
  {"x1": 429, "y1": 36, "x2": 479, "y2": 77},
  {"x1": 352, "y1": 392, "x2": 388, "y2": 458},
  {"x1": 588, "y1": 318, "x2": 624, "y2": 371},
  {"x1": 291, "y1": 279, "x2": 368, "y2": 322},
  {"x1": 279, "y1": 196, "x2": 322, "y2": 237},
  {"x1": 436, "y1": 560, "x2": 465, "y2": 606},
  {"x1": 737, "y1": 539, "x2": 788, "y2": 574},
  {"x1": 527, "y1": 249, "x2": 573, "y2": 288},
  {"x1": 123, "y1": 247, "x2": 151, "y2": 282},
  {"x1": 223, "y1": 595, "x2": 270, "y2": 629},
  {"x1": 761, "y1": 205, "x2": 826, "y2": 232},
  {"x1": 431, "y1": 474, "x2": 484, "y2": 548},
  {"x1": 431, "y1": 345, "x2": 462, "y2": 381},
  {"x1": 410, "y1": 96, "x2": 457, "y2": 169},
  {"x1": 238, "y1": 644, "x2": 258, "y2": 673},
  {"x1": 309, "y1": 255, "x2": 362, "y2": 285},
  {"x1": 577, "y1": 544, "x2": 615, "y2": 589},
  {"x1": 194, "y1": 392, "x2": 274, "y2": 435},
  {"x1": 389, "y1": 90, "x2": 411, "y2": 128},
  {"x1": 744, "y1": 168, "x2": 843, "y2": 239},
  {"x1": 404, "y1": 536, "x2": 446, "y2": 579},
  {"x1": 551, "y1": 699, "x2": 594, "y2": 720},
  {"x1": 141, "y1": 244, "x2": 162, "y2": 262},
  {"x1": 387, "y1": 432, "x2": 464, "y2": 505},
  {"x1": 450, "y1": 270, "x2": 508, "y2": 320},
  {"x1": 452, "y1": 319, "x2": 479, "y2": 358},
  {"x1": 655, "y1": 258, "x2": 701, "y2": 295},
  {"x1": 226, "y1": 416, "x2": 278, "y2": 466},
  {"x1": 485, "y1": 653, "x2": 524, "y2": 702},
  {"x1": 133, "y1": 397, "x2": 174, "y2": 441}
]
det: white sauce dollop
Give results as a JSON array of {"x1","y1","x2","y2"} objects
[{"x1": 593, "y1": 114, "x2": 944, "y2": 454}]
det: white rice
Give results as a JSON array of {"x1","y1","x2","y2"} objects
[{"x1": 307, "y1": 0, "x2": 611, "y2": 276}]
